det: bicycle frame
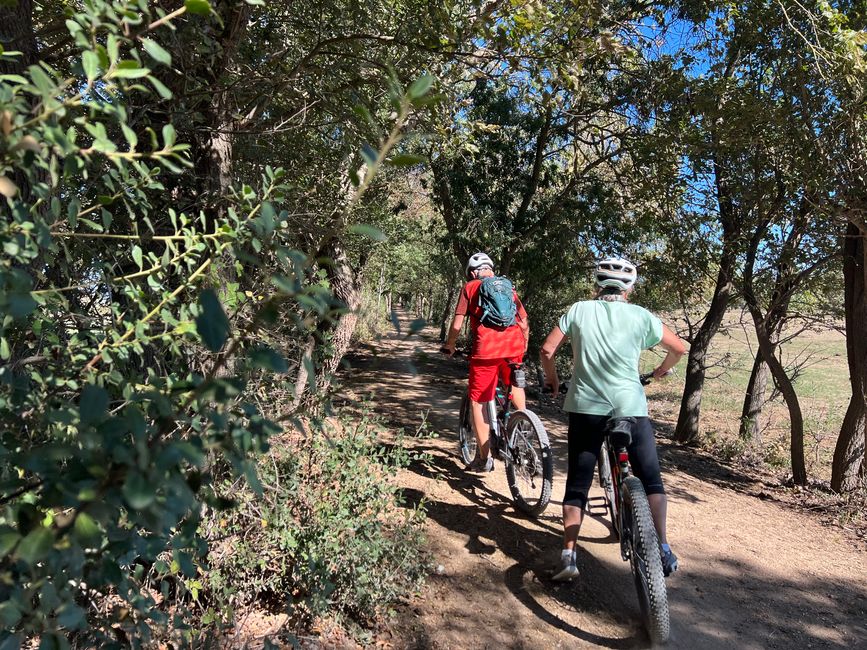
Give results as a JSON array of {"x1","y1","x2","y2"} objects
[
  {"x1": 603, "y1": 434, "x2": 634, "y2": 561},
  {"x1": 485, "y1": 382, "x2": 515, "y2": 462}
]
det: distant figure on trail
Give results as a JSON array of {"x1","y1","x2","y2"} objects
[
  {"x1": 443, "y1": 252, "x2": 529, "y2": 473},
  {"x1": 539, "y1": 257, "x2": 686, "y2": 581}
]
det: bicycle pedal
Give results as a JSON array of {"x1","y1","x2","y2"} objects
[{"x1": 586, "y1": 496, "x2": 609, "y2": 515}]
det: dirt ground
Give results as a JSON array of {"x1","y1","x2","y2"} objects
[{"x1": 340, "y1": 314, "x2": 867, "y2": 650}]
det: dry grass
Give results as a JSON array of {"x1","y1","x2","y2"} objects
[{"x1": 642, "y1": 309, "x2": 849, "y2": 484}]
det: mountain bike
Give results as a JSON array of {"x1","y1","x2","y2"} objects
[
  {"x1": 446, "y1": 351, "x2": 554, "y2": 517},
  {"x1": 596, "y1": 372, "x2": 670, "y2": 645}
]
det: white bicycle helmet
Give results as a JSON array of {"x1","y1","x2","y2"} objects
[
  {"x1": 595, "y1": 257, "x2": 637, "y2": 291},
  {"x1": 466, "y1": 252, "x2": 494, "y2": 278}
]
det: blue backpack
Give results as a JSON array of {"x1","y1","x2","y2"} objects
[{"x1": 477, "y1": 276, "x2": 517, "y2": 328}]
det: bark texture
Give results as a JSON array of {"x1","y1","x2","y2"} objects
[
  {"x1": 674, "y1": 244, "x2": 736, "y2": 443},
  {"x1": 739, "y1": 351, "x2": 770, "y2": 444},
  {"x1": 832, "y1": 222, "x2": 867, "y2": 492},
  {"x1": 0, "y1": 0, "x2": 36, "y2": 75}
]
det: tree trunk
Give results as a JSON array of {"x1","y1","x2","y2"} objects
[
  {"x1": 439, "y1": 281, "x2": 458, "y2": 342},
  {"x1": 0, "y1": 0, "x2": 36, "y2": 75},
  {"x1": 376, "y1": 265, "x2": 385, "y2": 315},
  {"x1": 674, "y1": 245, "x2": 737, "y2": 443},
  {"x1": 194, "y1": 1, "x2": 250, "y2": 219},
  {"x1": 739, "y1": 351, "x2": 770, "y2": 444},
  {"x1": 751, "y1": 318, "x2": 807, "y2": 484},
  {"x1": 741, "y1": 216, "x2": 808, "y2": 485},
  {"x1": 314, "y1": 240, "x2": 362, "y2": 394},
  {"x1": 832, "y1": 222, "x2": 867, "y2": 492},
  {"x1": 1, "y1": 0, "x2": 37, "y2": 202}
]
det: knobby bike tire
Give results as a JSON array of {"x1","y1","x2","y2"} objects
[
  {"x1": 597, "y1": 441, "x2": 620, "y2": 539},
  {"x1": 458, "y1": 394, "x2": 477, "y2": 466},
  {"x1": 504, "y1": 409, "x2": 553, "y2": 517},
  {"x1": 622, "y1": 476, "x2": 670, "y2": 645}
]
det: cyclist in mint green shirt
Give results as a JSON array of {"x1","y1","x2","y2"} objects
[{"x1": 540, "y1": 257, "x2": 686, "y2": 581}]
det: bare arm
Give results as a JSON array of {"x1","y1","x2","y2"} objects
[
  {"x1": 653, "y1": 324, "x2": 687, "y2": 379},
  {"x1": 443, "y1": 313, "x2": 464, "y2": 356},
  {"x1": 539, "y1": 325, "x2": 567, "y2": 394}
]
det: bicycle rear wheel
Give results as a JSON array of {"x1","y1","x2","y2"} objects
[
  {"x1": 622, "y1": 475, "x2": 670, "y2": 645},
  {"x1": 458, "y1": 394, "x2": 477, "y2": 466},
  {"x1": 597, "y1": 441, "x2": 620, "y2": 539},
  {"x1": 505, "y1": 409, "x2": 553, "y2": 517}
]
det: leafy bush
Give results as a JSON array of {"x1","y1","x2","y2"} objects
[
  {"x1": 0, "y1": 0, "x2": 435, "y2": 645},
  {"x1": 202, "y1": 413, "x2": 427, "y2": 627}
]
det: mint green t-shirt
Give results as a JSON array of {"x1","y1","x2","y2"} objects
[{"x1": 558, "y1": 300, "x2": 663, "y2": 417}]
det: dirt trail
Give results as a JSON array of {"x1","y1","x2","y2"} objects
[{"x1": 342, "y1": 315, "x2": 867, "y2": 649}]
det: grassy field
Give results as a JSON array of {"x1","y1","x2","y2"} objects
[{"x1": 641, "y1": 310, "x2": 849, "y2": 483}]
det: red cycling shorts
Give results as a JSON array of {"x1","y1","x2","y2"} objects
[{"x1": 468, "y1": 357, "x2": 523, "y2": 402}]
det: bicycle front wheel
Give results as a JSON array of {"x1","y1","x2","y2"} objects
[
  {"x1": 458, "y1": 394, "x2": 477, "y2": 466},
  {"x1": 597, "y1": 441, "x2": 620, "y2": 539},
  {"x1": 622, "y1": 475, "x2": 670, "y2": 645},
  {"x1": 505, "y1": 409, "x2": 553, "y2": 517}
]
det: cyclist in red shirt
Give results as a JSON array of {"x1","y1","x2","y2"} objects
[{"x1": 443, "y1": 253, "x2": 529, "y2": 472}]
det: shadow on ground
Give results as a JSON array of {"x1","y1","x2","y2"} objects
[{"x1": 339, "y1": 322, "x2": 867, "y2": 650}]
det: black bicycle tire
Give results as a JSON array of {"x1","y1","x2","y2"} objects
[
  {"x1": 458, "y1": 394, "x2": 477, "y2": 466},
  {"x1": 622, "y1": 475, "x2": 670, "y2": 645},
  {"x1": 598, "y1": 441, "x2": 620, "y2": 539},
  {"x1": 504, "y1": 409, "x2": 553, "y2": 517}
]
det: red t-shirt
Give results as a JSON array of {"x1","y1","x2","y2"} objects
[{"x1": 455, "y1": 279, "x2": 528, "y2": 360}]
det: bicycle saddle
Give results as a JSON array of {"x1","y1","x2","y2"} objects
[{"x1": 607, "y1": 417, "x2": 635, "y2": 449}]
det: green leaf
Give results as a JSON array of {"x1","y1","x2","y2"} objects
[
  {"x1": 0, "y1": 602, "x2": 21, "y2": 629},
  {"x1": 7, "y1": 292, "x2": 36, "y2": 319},
  {"x1": 38, "y1": 633, "x2": 69, "y2": 650},
  {"x1": 111, "y1": 60, "x2": 150, "y2": 79},
  {"x1": 123, "y1": 472, "x2": 155, "y2": 509},
  {"x1": 388, "y1": 153, "x2": 427, "y2": 167},
  {"x1": 132, "y1": 244, "x2": 143, "y2": 270},
  {"x1": 195, "y1": 289, "x2": 230, "y2": 352},
  {"x1": 248, "y1": 346, "x2": 288, "y2": 373},
  {"x1": 0, "y1": 527, "x2": 20, "y2": 556},
  {"x1": 162, "y1": 123, "x2": 176, "y2": 148},
  {"x1": 348, "y1": 224, "x2": 387, "y2": 241},
  {"x1": 259, "y1": 201, "x2": 276, "y2": 235},
  {"x1": 149, "y1": 76, "x2": 173, "y2": 99},
  {"x1": 107, "y1": 34, "x2": 119, "y2": 65},
  {"x1": 72, "y1": 513, "x2": 101, "y2": 546},
  {"x1": 408, "y1": 74, "x2": 435, "y2": 99},
  {"x1": 56, "y1": 603, "x2": 86, "y2": 630},
  {"x1": 184, "y1": 0, "x2": 212, "y2": 15},
  {"x1": 82, "y1": 50, "x2": 100, "y2": 81},
  {"x1": 79, "y1": 384, "x2": 109, "y2": 425},
  {"x1": 141, "y1": 38, "x2": 171, "y2": 66},
  {"x1": 121, "y1": 124, "x2": 138, "y2": 150},
  {"x1": 17, "y1": 527, "x2": 53, "y2": 565},
  {"x1": 0, "y1": 633, "x2": 22, "y2": 650},
  {"x1": 28, "y1": 65, "x2": 54, "y2": 95}
]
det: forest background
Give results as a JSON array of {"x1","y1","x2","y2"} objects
[{"x1": 0, "y1": 0, "x2": 865, "y2": 646}]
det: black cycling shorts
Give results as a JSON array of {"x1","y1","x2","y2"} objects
[{"x1": 564, "y1": 412, "x2": 665, "y2": 509}]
